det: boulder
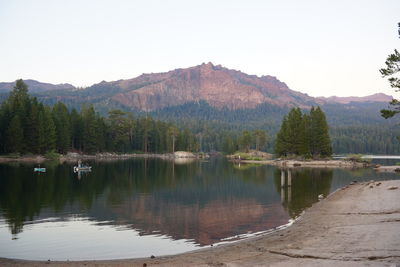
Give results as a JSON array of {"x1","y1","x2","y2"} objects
[{"x1": 174, "y1": 151, "x2": 196, "y2": 158}]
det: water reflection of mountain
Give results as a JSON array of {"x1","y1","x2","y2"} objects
[
  {"x1": 0, "y1": 159, "x2": 340, "y2": 245},
  {"x1": 82, "y1": 159, "x2": 290, "y2": 245},
  {"x1": 95, "y1": 196, "x2": 288, "y2": 245}
]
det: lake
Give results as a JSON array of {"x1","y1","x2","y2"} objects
[{"x1": 0, "y1": 157, "x2": 399, "y2": 260}]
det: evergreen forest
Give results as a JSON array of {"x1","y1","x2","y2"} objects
[
  {"x1": 275, "y1": 107, "x2": 332, "y2": 158},
  {"x1": 0, "y1": 80, "x2": 399, "y2": 156},
  {"x1": 0, "y1": 80, "x2": 199, "y2": 155}
]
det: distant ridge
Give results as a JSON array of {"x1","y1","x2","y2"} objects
[
  {"x1": 0, "y1": 79, "x2": 75, "y2": 93},
  {"x1": 318, "y1": 93, "x2": 392, "y2": 104}
]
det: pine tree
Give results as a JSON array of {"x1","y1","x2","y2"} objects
[
  {"x1": 7, "y1": 115, "x2": 23, "y2": 153},
  {"x1": 222, "y1": 134, "x2": 235, "y2": 154},
  {"x1": 8, "y1": 79, "x2": 29, "y2": 115},
  {"x1": 127, "y1": 114, "x2": 136, "y2": 151},
  {"x1": 302, "y1": 113, "x2": 311, "y2": 157},
  {"x1": 167, "y1": 126, "x2": 179, "y2": 153},
  {"x1": 286, "y1": 108, "x2": 305, "y2": 156},
  {"x1": 312, "y1": 107, "x2": 332, "y2": 157},
  {"x1": 108, "y1": 109, "x2": 130, "y2": 152},
  {"x1": 25, "y1": 98, "x2": 40, "y2": 153},
  {"x1": 254, "y1": 129, "x2": 267, "y2": 151},
  {"x1": 81, "y1": 106, "x2": 99, "y2": 153},
  {"x1": 37, "y1": 105, "x2": 47, "y2": 153},
  {"x1": 0, "y1": 104, "x2": 6, "y2": 153},
  {"x1": 6, "y1": 80, "x2": 30, "y2": 153},
  {"x1": 140, "y1": 117, "x2": 152, "y2": 153},
  {"x1": 380, "y1": 23, "x2": 400, "y2": 119},
  {"x1": 53, "y1": 102, "x2": 71, "y2": 153},
  {"x1": 43, "y1": 106, "x2": 56, "y2": 152},
  {"x1": 275, "y1": 107, "x2": 332, "y2": 158},
  {"x1": 275, "y1": 115, "x2": 289, "y2": 156},
  {"x1": 95, "y1": 117, "x2": 107, "y2": 152},
  {"x1": 70, "y1": 108, "x2": 83, "y2": 151},
  {"x1": 238, "y1": 130, "x2": 253, "y2": 152}
]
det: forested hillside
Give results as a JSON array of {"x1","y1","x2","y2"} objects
[
  {"x1": 148, "y1": 101, "x2": 400, "y2": 154},
  {"x1": 0, "y1": 80, "x2": 198, "y2": 155},
  {"x1": 2, "y1": 87, "x2": 398, "y2": 155}
]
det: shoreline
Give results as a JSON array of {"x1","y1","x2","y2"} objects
[
  {"x1": 235, "y1": 159, "x2": 400, "y2": 172},
  {"x1": 1, "y1": 180, "x2": 399, "y2": 266},
  {"x1": 0, "y1": 152, "x2": 206, "y2": 164},
  {"x1": 2, "y1": 154, "x2": 400, "y2": 173},
  {"x1": 235, "y1": 159, "x2": 372, "y2": 168}
]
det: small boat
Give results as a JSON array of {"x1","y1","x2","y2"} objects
[
  {"x1": 34, "y1": 167, "x2": 46, "y2": 173},
  {"x1": 73, "y1": 166, "x2": 92, "y2": 172},
  {"x1": 73, "y1": 160, "x2": 92, "y2": 173}
]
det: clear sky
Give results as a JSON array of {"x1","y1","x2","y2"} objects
[{"x1": 0, "y1": 0, "x2": 399, "y2": 97}]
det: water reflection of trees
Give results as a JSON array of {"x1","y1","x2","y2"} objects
[
  {"x1": 274, "y1": 168, "x2": 333, "y2": 218},
  {"x1": 0, "y1": 159, "x2": 290, "y2": 244}
]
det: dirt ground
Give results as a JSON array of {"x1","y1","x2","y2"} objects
[{"x1": 1, "y1": 180, "x2": 400, "y2": 267}]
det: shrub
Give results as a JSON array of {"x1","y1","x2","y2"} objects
[
  {"x1": 345, "y1": 154, "x2": 371, "y2": 163},
  {"x1": 45, "y1": 150, "x2": 61, "y2": 160}
]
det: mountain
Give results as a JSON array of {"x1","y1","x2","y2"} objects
[
  {"x1": 109, "y1": 62, "x2": 320, "y2": 111},
  {"x1": 0, "y1": 79, "x2": 75, "y2": 93},
  {"x1": 1, "y1": 64, "x2": 392, "y2": 113},
  {"x1": 318, "y1": 93, "x2": 393, "y2": 104}
]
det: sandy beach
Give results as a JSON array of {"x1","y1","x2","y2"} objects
[{"x1": 1, "y1": 180, "x2": 399, "y2": 266}]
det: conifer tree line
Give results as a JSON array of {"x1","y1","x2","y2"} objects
[
  {"x1": 2, "y1": 80, "x2": 396, "y2": 156},
  {"x1": 275, "y1": 107, "x2": 332, "y2": 158},
  {"x1": 0, "y1": 80, "x2": 199, "y2": 155}
]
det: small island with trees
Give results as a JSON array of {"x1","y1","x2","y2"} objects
[{"x1": 229, "y1": 107, "x2": 374, "y2": 168}]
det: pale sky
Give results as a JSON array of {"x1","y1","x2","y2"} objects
[{"x1": 0, "y1": 0, "x2": 399, "y2": 97}]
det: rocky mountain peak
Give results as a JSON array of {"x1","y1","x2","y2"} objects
[{"x1": 110, "y1": 63, "x2": 319, "y2": 111}]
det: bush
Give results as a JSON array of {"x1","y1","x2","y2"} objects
[
  {"x1": 345, "y1": 154, "x2": 371, "y2": 163},
  {"x1": 232, "y1": 152, "x2": 263, "y2": 161},
  {"x1": 45, "y1": 150, "x2": 61, "y2": 160}
]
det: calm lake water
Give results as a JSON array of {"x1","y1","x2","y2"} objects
[{"x1": 0, "y1": 157, "x2": 399, "y2": 260}]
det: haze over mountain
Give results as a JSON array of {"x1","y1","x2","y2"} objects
[{"x1": 0, "y1": 63, "x2": 392, "y2": 112}]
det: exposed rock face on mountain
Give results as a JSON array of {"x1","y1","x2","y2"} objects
[
  {"x1": 0, "y1": 79, "x2": 75, "y2": 93},
  {"x1": 318, "y1": 93, "x2": 392, "y2": 104},
  {"x1": 110, "y1": 62, "x2": 319, "y2": 111},
  {"x1": 0, "y1": 64, "x2": 392, "y2": 112}
]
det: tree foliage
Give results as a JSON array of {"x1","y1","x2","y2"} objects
[
  {"x1": 275, "y1": 107, "x2": 332, "y2": 158},
  {"x1": 0, "y1": 80, "x2": 199, "y2": 155},
  {"x1": 381, "y1": 23, "x2": 400, "y2": 119},
  {"x1": 254, "y1": 129, "x2": 267, "y2": 151},
  {"x1": 0, "y1": 80, "x2": 397, "y2": 156}
]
